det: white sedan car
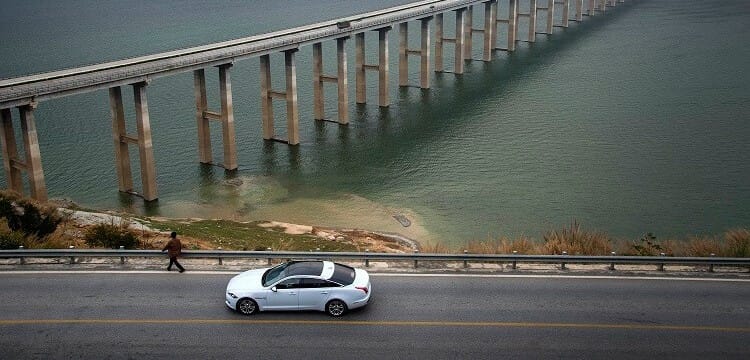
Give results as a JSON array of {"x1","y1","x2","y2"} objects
[{"x1": 225, "y1": 260, "x2": 371, "y2": 317}]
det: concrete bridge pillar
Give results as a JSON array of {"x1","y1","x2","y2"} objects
[
  {"x1": 313, "y1": 37, "x2": 349, "y2": 124},
  {"x1": 588, "y1": 0, "x2": 596, "y2": 16},
  {"x1": 508, "y1": 0, "x2": 519, "y2": 51},
  {"x1": 454, "y1": 8, "x2": 466, "y2": 74},
  {"x1": 464, "y1": 5, "x2": 473, "y2": 61},
  {"x1": 109, "y1": 83, "x2": 158, "y2": 201},
  {"x1": 0, "y1": 108, "x2": 24, "y2": 195},
  {"x1": 434, "y1": 13, "x2": 443, "y2": 72},
  {"x1": 600, "y1": 0, "x2": 607, "y2": 12},
  {"x1": 398, "y1": 17, "x2": 432, "y2": 89},
  {"x1": 193, "y1": 64, "x2": 238, "y2": 170},
  {"x1": 355, "y1": 27, "x2": 391, "y2": 107},
  {"x1": 575, "y1": 0, "x2": 584, "y2": 22},
  {"x1": 260, "y1": 49, "x2": 300, "y2": 145},
  {"x1": 0, "y1": 105, "x2": 47, "y2": 201},
  {"x1": 525, "y1": 0, "x2": 538, "y2": 42},
  {"x1": 482, "y1": 1, "x2": 497, "y2": 62},
  {"x1": 561, "y1": 0, "x2": 571, "y2": 28},
  {"x1": 544, "y1": 0, "x2": 555, "y2": 34},
  {"x1": 434, "y1": 8, "x2": 465, "y2": 74}
]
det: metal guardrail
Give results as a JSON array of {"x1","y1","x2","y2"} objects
[{"x1": 1, "y1": 249, "x2": 748, "y2": 272}]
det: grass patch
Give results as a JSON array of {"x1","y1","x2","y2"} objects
[{"x1": 146, "y1": 219, "x2": 359, "y2": 252}]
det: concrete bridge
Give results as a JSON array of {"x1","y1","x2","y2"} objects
[{"x1": 0, "y1": 0, "x2": 627, "y2": 202}]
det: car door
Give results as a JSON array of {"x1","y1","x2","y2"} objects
[
  {"x1": 298, "y1": 278, "x2": 339, "y2": 310},
  {"x1": 265, "y1": 277, "x2": 300, "y2": 310}
]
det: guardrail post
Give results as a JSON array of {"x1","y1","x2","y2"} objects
[
  {"x1": 18, "y1": 246, "x2": 24, "y2": 265},
  {"x1": 267, "y1": 247, "x2": 272, "y2": 265},
  {"x1": 70, "y1": 245, "x2": 77, "y2": 264},
  {"x1": 364, "y1": 249, "x2": 370, "y2": 267},
  {"x1": 609, "y1": 251, "x2": 616, "y2": 271},
  {"x1": 708, "y1": 253, "x2": 715, "y2": 273},
  {"x1": 218, "y1": 247, "x2": 223, "y2": 265},
  {"x1": 512, "y1": 250, "x2": 517, "y2": 270},
  {"x1": 414, "y1": 250, "x2": 419, "y2": 268},
  {"x1": 561, "y1": 251, "x2": 567, "y2": 270},
  {"x1": 463, "y1": 249, "x2": 469, "y2": 268},
  {"x1": 658, "y1": 253, "x2": 665, "y2": 271}
]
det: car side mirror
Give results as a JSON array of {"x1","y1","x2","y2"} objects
[{"x1": 271, "y1": 286, "x2": 277, "y2": 292}]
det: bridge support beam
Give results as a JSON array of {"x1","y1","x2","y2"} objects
[
  {"x1": 543, "y1": 0, "x2": 555, "y2": 34},
  {"x1": 0, "y1": 105, "x2": 47, "y2": 201},
  {"x1": 502, "y1": 0, "x2": 519, "y2": 51},
  {"x1": 518, "y1": 0, "x2": 538, "y2": 42},
  {"x1": 560, "y1": 0, "x2": 571, "y2": 28},
  {"x1": 398, "y1": 17, "x2": 432, "y2": 89},
  {"x1": 434, "y1": 8, "x2": 465, "y2": 74},
  {"x1": 482, "y1": 1, "x2": 497, "y2": 62},
  {"x1": 464, "y1": 5, "x2": 473, "y2": 61},
  {"x1": 313, "y1": 37, "x2": 349, "y2": 124},
  {"x1": 109, "y1": 83, "x2": 158, "y2": 201},
  {"x1": 260, "y1": 49, "x2": 300, "y2": 145},
  {"x1": 454, "y1": 8, "x2": 466, "y2": 74},
  {"x1": 435, "y1": 13, "x2": 443, "y2": 72},
  {"x1": 193, "y1": 64, "x2": 238, "y2": 170},
  {"x1": 574, "y1": 0, "x2": 583, "y2": 22},
  {"x1": 355, "y1": 27, "x2": 391, "y2": 107}
]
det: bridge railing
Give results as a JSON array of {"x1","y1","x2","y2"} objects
[{"x1": 1, "y1": 249, "x2": 748, "y2": 273}]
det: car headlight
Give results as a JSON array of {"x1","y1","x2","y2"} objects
[{"x1": 227, "y1": 292, "x2": 238, "y2": 299}]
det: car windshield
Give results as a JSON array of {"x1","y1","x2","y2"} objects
[{"x1": 262, "y1": 261, "x2": 324, "y2": 287}]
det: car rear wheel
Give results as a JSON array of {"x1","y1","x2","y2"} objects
[
  {"x1": 326, "y1": 299, "x2": 347, "y2": 317},
  {"x1": 237, "y1": 298, "x2": 258, "y2": 315}
]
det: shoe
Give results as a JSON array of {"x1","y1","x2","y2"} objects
[
  {"x1": 167, "y1": 268, "x2": 172, "y2": 271},
  {"x1": 179, "y1": 269, "x2": 185, "y2": 273}
]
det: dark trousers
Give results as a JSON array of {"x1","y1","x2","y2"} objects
[{"x1": 167, "y1": 256, "x2": 184, "y2": 271}]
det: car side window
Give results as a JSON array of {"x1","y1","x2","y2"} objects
[
  {"x1": 275, "y1": 278, "x2": 301, "y2": 289},
  {"x1": 300, "y1": 278, "x2": 342, "y2": 288}
]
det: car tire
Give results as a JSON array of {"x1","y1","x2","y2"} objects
[
  {"x1": 325, "y1": 299, "x2": 347, "y2": 317},
  {"x1": 237, "y1": 298, "x2": 258, "y2": 315}
]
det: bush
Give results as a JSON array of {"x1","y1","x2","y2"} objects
[
  {"x1": 724, "y1": 229, "x2": 750, "y2": 258},
  {"x1": 0, "y1": 218, "x2": 23, "y2": 249},
  {"x1": 625, "y1": 232, "x2": 665, "y2": 256},
  {"x1": 84, "y1": 223, "x2": 140, "y2": 249},
  {"x1": 0, "y1": 191, "x2": 62, "y2": 239},
  {"x1": 542, "y1": 221, "x2": 612, "y2": 255}
]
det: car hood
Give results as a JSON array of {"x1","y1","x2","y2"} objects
[{"x1": 226, "y1": 268, "x2": 267, "y2": 291}]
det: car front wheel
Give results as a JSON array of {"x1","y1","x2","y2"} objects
[
  {"x1": 326, "y1": 299, "x2": 347, "y2": 317},
  {"x1": 237, "y1": 298, "x2": 258, "y2": 315}
]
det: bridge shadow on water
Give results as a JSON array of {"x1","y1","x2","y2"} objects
[{"x1": 257, "y1": 3, "x2": 643, "y2": 188}]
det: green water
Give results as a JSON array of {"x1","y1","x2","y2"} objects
[{"x1": 1, "y1": 0, "x2": 748, "y2": 245}]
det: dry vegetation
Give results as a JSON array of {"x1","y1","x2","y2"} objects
[{"x1": 1, "y1": 191, "x2": 748, "y2": 257}]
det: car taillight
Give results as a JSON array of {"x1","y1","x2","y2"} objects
[{"x1": 355, "y1": 286, "x2": 368, "y2": 294}]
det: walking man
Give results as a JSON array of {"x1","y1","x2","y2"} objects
[{"x1": 162, "y1": 231, "x2": 185, "y2": 273}]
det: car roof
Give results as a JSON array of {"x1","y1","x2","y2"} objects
[{"x1": 284, "y1": 261, "x2": 325, "y2": 277}]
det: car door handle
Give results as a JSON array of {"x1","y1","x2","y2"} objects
[
  {"x1": 320, "y1": 291, "x2": 329, "y2": 295},
  {"x1": 289, "y1": 292, "x2": 297, "y2": 295}
]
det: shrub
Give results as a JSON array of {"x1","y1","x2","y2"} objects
[
  {"x1": 0, "y1": 191, "x2": 62, "y2": 239},
  {"x1": 0, "y1": 218, "x2": 24, "y2": 249},
  {"x1": 684, "y1": 236, "x2": 721, "y2": 257},
  {"x1": 542, "y1": 221, "x2": 612, "y2": 255},
  {"x1": 625, "y1": 232, "x2": 665, "y2": 256},
  {"x1": 724, "y1": 229, "x2": 750, "y2": 258},
  {"x1": 84, "y1": 223, "x2": 140, "y2": 249}
]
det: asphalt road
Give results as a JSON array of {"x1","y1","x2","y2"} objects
[{"x1": 0, "y1": 272, "x2": 748, "y2": 359}]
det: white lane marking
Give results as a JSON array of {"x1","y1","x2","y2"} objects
[
  {"x1": 0, "y1": 270, "x2": 748, "y2": 282},
  {"x1": 373, "y1": 273, "x2": 750, "y2": 282}
]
